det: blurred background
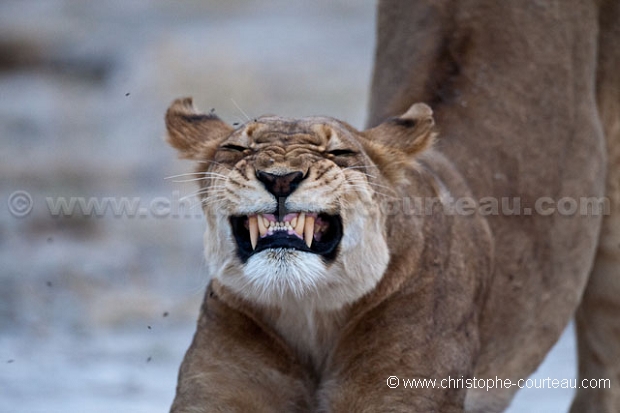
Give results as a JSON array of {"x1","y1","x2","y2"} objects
[{"x1": 0, "y1": 1, "x2": 577, "y2": 411}]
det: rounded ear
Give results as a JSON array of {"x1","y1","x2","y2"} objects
[
  {"x1": 360, "y1": 103, "x2": 437, "y2": 184},
  {"x1": 165, "y1": 97, "x2": 234, "y2": 160},
  {"x1": 364, "y1": 102, "x2": 437, "y2": 156}
]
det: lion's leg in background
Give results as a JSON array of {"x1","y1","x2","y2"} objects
[{"x1": 571, "y1": 1, "x2": 620, "y2": 412}]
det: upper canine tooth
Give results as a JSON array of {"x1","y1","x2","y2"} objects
[
  {"x1": 257, "y1": 214, "x2": 267, "y2": 237},
  {"x1": 304, "y1": 215, "x2": 315, "y2": 248},
  {"x1": 248, "y1": 215, "x2": 258, "y2": 250},
  {"x1": 295, "y1": 213, "x2": 305, "y2": 236},
  {"x1": 291, "y1": 215, "x2": 298, "y2": 228}
]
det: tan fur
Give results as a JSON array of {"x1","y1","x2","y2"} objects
[
  {"x1": 571, "y1": 1, "x2": 620, "y2": 411},
  {"x1": 166, "y1": 1, "x2": 619, "y2": 411}
]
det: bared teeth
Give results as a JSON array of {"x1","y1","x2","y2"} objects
[
  {"x1": 304, "y1": 215, "x2": 315, "y2": 248},
  {"x1": 295, "y1": 213, "x2": 305, "y2": 237},
  {"x1": 247, "y1": 212, "x2": 317, "y2": 249},
  {"x1": 257, "y1": 214, "x2": 267, "y2": 237},
  {"x1": 248, "y1": 215, "x2": 258, "y2": 250}
]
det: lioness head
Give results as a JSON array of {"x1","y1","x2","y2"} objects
[{"x1": 166, "y1": 98, "x2": 435, "y2": 310}]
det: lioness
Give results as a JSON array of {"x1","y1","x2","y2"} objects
[{"x1": 166, "y1": 1, "x2": 620, "y2": 412}]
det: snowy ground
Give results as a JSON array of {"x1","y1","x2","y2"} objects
[{"x1": 0, "y1": 1, "x2": 579, "y2": 411}]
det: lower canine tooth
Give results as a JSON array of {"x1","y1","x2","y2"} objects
[
  {"x1": 248, "y1": 215, "x2": 258, "y2": 250},
  {"x1": 304, "y1": 216, "x2": 315, "y2": 248}
]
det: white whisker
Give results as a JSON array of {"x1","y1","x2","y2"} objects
[
  {"x1": 230, "y1": 98, "x2": 251, "y2": 121},
  {"x1": 345, "y1": 185, "x2": 397, "y2": 199},
  {"x1": 349, "y1": 180, "x2": 395, "y2": 192},
  {"x1": 169, "y1": 176, "x2": 228, "y2": 183},
  {"x1": 342, "y1": 166, "x2": 379, "y2": 179},
  {"x1": 165, "y1": 171, "x2": 228, "y2": 180}
]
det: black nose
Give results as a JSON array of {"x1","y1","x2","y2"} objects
[{"x1": 256, "y1": 171, "x2": 305, "y2": 198}]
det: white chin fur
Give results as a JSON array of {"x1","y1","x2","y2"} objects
[
  {"x1": 239, "y1": 249, "x2": 328, "y2": 306},
  {"x1": 216, "y1": 235, "x2": 389, "y2": 311}
]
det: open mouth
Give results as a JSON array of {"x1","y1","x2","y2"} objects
[{"x1": 230, "y1": 212, "x2": 343, "y2": 262}]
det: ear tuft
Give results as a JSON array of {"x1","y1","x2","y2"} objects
[{"x1": 165, "y1": 97, "x2": 234, "y2": 160}]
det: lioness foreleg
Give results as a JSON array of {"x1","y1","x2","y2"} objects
[{"x1": 170, "y1": 283, "x2": 313, "y2": 413}]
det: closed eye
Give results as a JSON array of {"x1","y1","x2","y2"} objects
[
  {"x1": 328, "y1": 149, "x2": 356, "y2": 157},
  {"x1": 220, "y1": 144, "x2": 248, "y2": 152}
]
